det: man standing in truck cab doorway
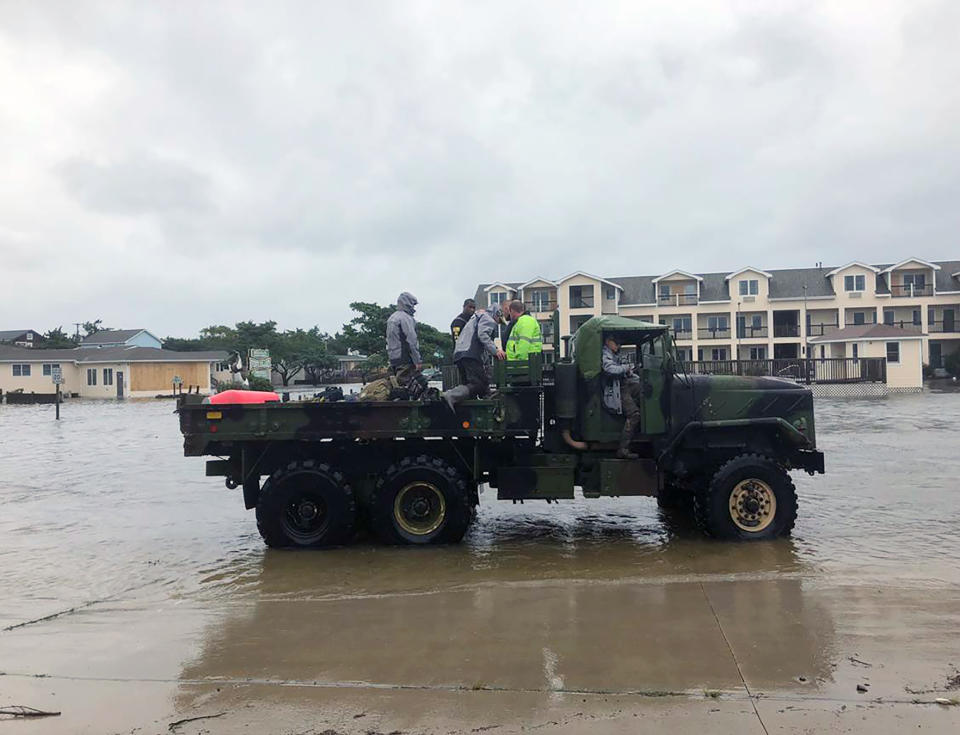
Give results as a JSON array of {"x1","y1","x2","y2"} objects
[
  {"x1": 505, "y1": 300, "x2": 543, "y2": 360},
  {"x1": 442, "y1": 303, "x2": 506, "y2": 411},
  {"x1": 450, "y1": 299, "x2": 476, "y2": 345},
  {"x1": 602, "y1": 334, "x2": 643, "y2": 460},
  {"x1": 386, "y1": 292, "x2": 427, "y2": 397}
]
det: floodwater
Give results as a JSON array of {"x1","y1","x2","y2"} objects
[{"x1": 1, "y1": 387, "x2": 959, "y2": 733}]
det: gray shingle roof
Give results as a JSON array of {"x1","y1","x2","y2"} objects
[
  {"x1": 0, "y1": 330, "x2": 37, "y2": 341},
  {"x1": 80, "y1": 329, "x2": 149, "y2": 345}
]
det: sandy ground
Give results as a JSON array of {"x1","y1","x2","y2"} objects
[{"x1": 2, "y1": 573, "x2": 959, "y2": 734}]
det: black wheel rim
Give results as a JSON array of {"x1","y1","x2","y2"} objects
[{"x1": 281, "y1": 489, "x2": 331, "y2": 544}]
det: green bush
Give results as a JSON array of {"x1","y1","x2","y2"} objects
[
  {"x1": 944, "y1": 352, "x2": 960, "y2": 377},
  {"x1": 247, "y1": 376, "x2": 275, "y2": 392}
]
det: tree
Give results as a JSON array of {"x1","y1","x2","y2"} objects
[
  {"x1": 82, "y1": 320, "x2": 104, "y2": 336},
  {"x1": 40, "y1": 326, "x2": 77, "y2": 349},
  {"x1": 339, "y1": 302, "x2": 392, "y2": 360},
  {"x1": 416, "y1": 322, "x2": 452, "y2": 366},
  {"x1": 272, "y1": 327, "x2": 337, "y2": 386}
]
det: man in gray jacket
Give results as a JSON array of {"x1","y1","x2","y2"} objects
[
  {"x1": 442, "y1": 303, "x2": 506, "y2": 411},
  {"x1": 386, "y1": 292, "x2": 426, "y2": 396},
  {"x1": 602, "y1": 334, "x2": 643, "y2": 459}
]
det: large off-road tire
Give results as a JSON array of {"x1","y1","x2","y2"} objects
[
  {"x1": 256, "y1": 460, "x2": 356, "y2": 548},
  {"x1": 370, "y1": 455, "x2": 472, "y2": 545},
  {"x1": 693, "y1": 454, "x2": 797, "y2": 540}
]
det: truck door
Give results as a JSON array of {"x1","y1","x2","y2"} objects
[{"x1": 639, "y1": 337, "x2": 667, "y2": 434}]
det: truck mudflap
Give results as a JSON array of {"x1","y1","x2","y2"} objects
[{"x1": 793, "y1": 449, "x2": 825, "y2": 475}]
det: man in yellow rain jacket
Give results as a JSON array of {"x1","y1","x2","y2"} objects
[{"x1": 505, "y1": 300, "x2": 543, "y2": 360}]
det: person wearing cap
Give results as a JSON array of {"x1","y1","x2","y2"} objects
[
  {"x1": 602, "y1": 334, "x2": 643, "y2": 459},
  {"x1": 441, "y1": 303, "x2": 506, "y2": 411}
]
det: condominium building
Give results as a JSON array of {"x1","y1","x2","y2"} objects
[{"x1": 473, "y1": 258, "x2": 960, "y2": 371}]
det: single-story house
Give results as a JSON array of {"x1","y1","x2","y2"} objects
[
  {"x1": 0, "y1": 345, "x2": 229, "y2": 399},
  {"x1": 79, "y1": 329, "x2": 163, "y2": 349},
  {"x1": 0, "y1": 329, "x2": 43, "y2": 348},
  {"x1": 808, "y1": 324, "x2": 924, "y2": 390}
]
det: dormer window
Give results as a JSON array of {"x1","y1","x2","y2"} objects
[
  {"x1": 738, "y1": 280, "x2": 758, "y2": 296},
  {"x1": 844, "y1": 275, "x2": 865, "y2": 292}
]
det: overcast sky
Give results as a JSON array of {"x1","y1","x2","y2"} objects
[{"x1": 2, "y1": 1, "x2": 958, "y2": 337}]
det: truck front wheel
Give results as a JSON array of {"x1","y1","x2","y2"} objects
[
  {"x1": 694, "y1": 454, "x2": 797, "y2": 540},
  {"x1": 256, "y1": 460, "x2": 356, "y2": 548},
  {"x1": 371, "y1": 455, "x2": 472, "y2": 545}
]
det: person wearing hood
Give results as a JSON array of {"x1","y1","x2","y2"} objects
[
  {"x1": 386, "y1": 292, "x2": 426, "y2": 395},
  {"x1": 441, "y1": 303, "x2": 506, "y2": 411}
]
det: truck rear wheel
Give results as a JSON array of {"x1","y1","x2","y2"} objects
[
  {"x1": 371, "y1": 455, "x2": 471, "y2": 545},
  {"x1": 256, "y1": 460, "x2": 356, "y2": 548},
  {"x1": 694, "y1": 454, "x2": 797, "y2": 540}
]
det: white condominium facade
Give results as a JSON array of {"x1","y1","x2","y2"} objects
[{"x1": 473, "y1": 258, "x2": 960, "y2": 369}]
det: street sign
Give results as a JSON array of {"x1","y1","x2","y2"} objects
[
  {"x1": 51, "y1": 367, "x2": 63, "y2": 385},
  {"x1": 248, "y1": 348, "x2": 272, "y2": 380}
]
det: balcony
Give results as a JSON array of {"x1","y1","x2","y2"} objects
[
  {"x1": 672, "y1": 327, "x2": 694, "y2": 340},
  {"x1": 658, "y1": 293, "x2": 699, "y2": 307},
  {"x1": 698, "y1": 327, "x2": 731, "y2": 340},
  {"x1": 569, "y1": 297, "x2": 594, "y2": 309},
  {"x1": 890, "y1": 284, "x2": 934, "y2": 298},
  {"x1": 928, "y1": 320, "x2": 960, "y2": 334},
  {"x1": 773, "y1": 324, "x2": 800, "y2": 338},
  {"x1": 524, "y1": 300, "x2": 558, "y2": 314},
  {"x1": 807, "y1": 323, "x2": 840, "y2": 337},
  {"x1": 736, "y1": 325, "x2": 768, "y2": 339}
]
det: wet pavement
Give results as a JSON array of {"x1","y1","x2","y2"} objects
[{"x1": 1, "y1": 387, "x2": 959, "y2": 733}]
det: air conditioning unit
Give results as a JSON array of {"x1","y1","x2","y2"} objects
[
  {"x1": 849, "y1": 292, "x2": 862, "y2": 298},
  {"x1": 742, "y1": 296, "x2": 756, "y2": 303}
]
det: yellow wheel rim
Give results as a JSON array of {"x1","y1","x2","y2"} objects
[
  {"x1": 728, "y1": 479, "x2": 777, "y2": 532},
  {"x1": 394, "y1": 481, "x2": 446, "y2": 536}
]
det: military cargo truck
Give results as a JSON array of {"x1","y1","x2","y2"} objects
[{"x1": 178, "y1": 315, "x2": 824, "y2": 547}]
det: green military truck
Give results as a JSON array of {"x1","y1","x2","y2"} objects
[{"x1": 178, "y1": 316, "x2": 824, "y2": 547}]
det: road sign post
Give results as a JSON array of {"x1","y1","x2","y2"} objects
[
  {"x1": 51, "y1": 366, "x2": 63, "y2": 420},
  {"x1": 172, "y1": 375, "x2": 183, "y2": 396}
]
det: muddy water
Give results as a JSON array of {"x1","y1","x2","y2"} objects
[{"x1": 1, "y1": 388, "x2": 959, "y2": 732}]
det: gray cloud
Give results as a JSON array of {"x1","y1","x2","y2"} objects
[{"x1": 0, "y1": 1, "x2": 958, "y2": 336}]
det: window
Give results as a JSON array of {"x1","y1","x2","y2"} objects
[
  {"x1": 672, "y1": 316, "x2": 692, "y2": 334},
  {"x1": 103, "y1": 368, "x2": 114, "y2": 386},
  {"x1": 605, "y1": 286, "x2": 616, "y2": 300},
  {"x1": 707, "y1": 315, "x2": 728, "y2": 332},
  {"x1": 711, "y1": 348, "x2": 727, "y2": 361},
  {"x1": 12, "y1": 364, "x2": 31, "y2": 377},
  {"x1": 675, "y1": 348, "x2": 691, "y2": 363},
  {"x1": 819, "y1": 345, "x2": 825, "y2": 359},
  {"x1": 886, "y1": 342, "x2": 900, "y2": 363},
  {"x1": 902, "y1": 273, "x2": 926, "y2": 289},
  {"x1": 697, "y1": 348, "x2": 703, "y2": 361},
  {"x1": 852, "y1": 344, "x2": 859, "y2": 360},
  {"x1": 853, "y1": 312, "x2": 865, "y2": 325},
  {"x1": 749, "y1": 346, "x2": 766, "y2": 360},
  {"x1": 26, "y1": 332, "x2": 33, "y2": 341},
  {"x1": 738, "y1": 279, "x2": 759, "y2": 296},
  {"x1": 569, "y1": 285, "x2": 594, "y2": 309},
  {"x1": 87, "y1": 368, "x2": 97, "y2": 386},
  {"x1": 659, "y1": 284, "x2": 671, "y2": 298},
  {"x1": 529, "y1": 289, "x2": 552, "y2": 312},
  {"x1": 844, "y1": 274, "x2": 866, "y2": 292},
  {"x1": 215, "y1": 362, "x2": 229, "y2": 372},
  {"x1": 42, "y1": 363, "x2": 60, "y2": 376},
  {"x1": 489, "y1": 292, "x2": 507, "y2": 307},
  {"x1": 912, "y1": 309, "x2": 921, "y2": 326}
]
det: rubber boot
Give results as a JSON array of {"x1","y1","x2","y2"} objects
[
  {"x1": 617, "y1": 416, "x2": 639, "y2": 460},
  {"x1": 442, "y1": 385, "x2": 471, "y2": 413}
]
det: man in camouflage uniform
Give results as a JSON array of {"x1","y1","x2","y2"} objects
[{"x1": 602, "y1": 334, "x2": 643, "y2": 459}]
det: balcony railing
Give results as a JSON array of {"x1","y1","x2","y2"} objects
[
  {"x1": 736, "y1": 326, "x2": 768, "y2": 338},
  {"x1": 773, "y1": 324, "x2": 800, "y2": 338},
  {"x1": 569, "y1": 297, "x2": 594, "y2": 309},
  {"x1": 658, "y1": 293, "x2": 699, "y2": 307},
  {"x1": 890, "y1": 284, "x2": 934, "y2": 298},
  {"x1": 881, "y1": 318, "x2": 922, "y2": 330},
  {"x1": 698, "y1": 327, "x2": 730, "y2": 340},
  {"x1": 927, "y1": 319, "x2": 959, "y2": 333},
  {"x1": 524, "y1": 300, "x2": 558, "y2": 313},
  {"x1": 672, "y1": 328, "x2": 693, "y2": 340},
  {"x1": 682, "y1": 357, "x2": 887, "y2": 384},
  {"x1": 806, "y1": 323, "x2": 840, "y2": 337}
]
